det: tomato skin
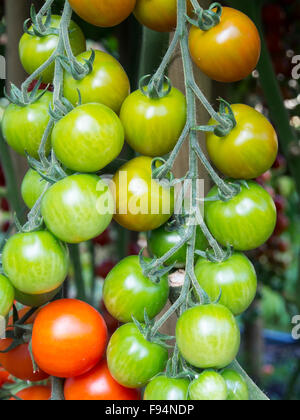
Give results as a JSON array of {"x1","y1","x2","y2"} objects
[
  {"x1": 2, "y1": 231, "x2": 69, "y2": 295},
  {"x1": 189, "y1": 7, "x2": 261, "y2": 83},
  {"x1": 2, "y1": 92, "x2": 53, "y2": 159},
  {"x1": 19, "y1": 15, "x2": 86, "y2": 83},
  {"x1": 0, "y1": 340, "x2": 48, "y2": 382},
  {"x1": 103, "y1": 255, "x2": 169, "y2": 323},
  {"x1": 206, "y1": 105, "x2": 278, "y2": 180},
  {"x1": 113, "y1": 156, "x2": 174, "y2": 232},
  {"x1": 107, "y1": 323, "x2": 168, "y2": 388},
  {"x1": 0, "y1": 366, "x2": 13, "y2": 387},
  {"x1": 21, "y1": 169, "x2": 48, "y2": 209},
  {"x1": 64, "y1": 359, "x2": 141, "y2": 401},
  {"x1": 41, "y1": 174, "x2": 113, "y2": 244},
  {"x1": 68, "y1": 0, "x2": 136, "y2": 28},
  {"x1": 189, "y1": 371, "x2": 228, "y2": 401},
  {"x1": 32, "y1": 299, "x2": 107, "y2": 378},
  {"x1": 195, "y1": 253, "x2": 257, "y2": 316},
  {"x1": 120, "y1": 88, "x2": 186, "y2": 157},
  {"x1": 205, "y1": 182, "x2": 277, "y2": 252},
  {"x1": 134, "y1": 0, "x2": 194, "y2": 32},
  {"x1": 64, "y1": 50, "x2": 130, "y2": 114},
  {"x1": 148, "y1": 224, "x2": 208, "y2": 267},
  {"x1": 176, "y1": 304, "x2": 240, "y2": 369},
  {"x1": 144, "y1": 376, "x2": 190, "y2": 400},
  {"x1": 10, "y1": 386, "x2": 51, "y2": 401},
  {"x1": 52, "y1": 103, "x2": 124, "y2": 173},
  {"x1": 14, "y1": 286, "x2": 61, "y2": 307},
  {"x1": 0, "y1": 275, "x2": 14, "y2": 317},
  {"x1": 221, "y1": 369, "x2": 249, "y2": 401}
]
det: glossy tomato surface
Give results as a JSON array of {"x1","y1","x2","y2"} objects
[
  {"x1": 11, "y1": 386, "x2": 51, "y2": 401},
  {"x1": 32, "y1": 299, "x2": 107, "y2": 378},
  {"x1": 64, "y1": 50, "x2": 130, "y2": 114},
  {"x1": 195, "y1": 253, "x2": 257, "y2": 316},
  {"x1": 144, "y1": 376, "x2": 190, "y2": 400},
  {"x1": 2, "y1": 231, "x2": 69, "y2": 295},
  {"x1": 189, "y1": 7, "x2": 261, "y2": 82},
  {"x1": 176, "y1": 304, "x2": 240, "y2": 369},
  {"x1": 113, "y1": 156, "x2": 174, "y2": 232},
  {"x1": 68, "y1": 0, "x2": 136, "y2": 27},
  {"x1": 189, "y1": 371, "x2": 228, "y2": 401},
  {"x1": 0, "y1": 275, "x2": 14, "y2": 317},
  {"x1": 120, "y1": 87, "x2": 186, "y2": 156},
  {"x1": 41, "y1": 174, "x2": 113, "y2": 244},
  {"x1": 19, "y1": 15, "x2": 86, "y2": 83},
  {"x1": 21, "y1": 169, "x2": 48, "y2": 209},
  {"x1": 206, "y1": 104, "x2": 278, "y2": 180},
  {"x1": 103, "y1": 255, "x2": 169, "y2": 323},
  {"x1": 205, "y1": 181, "x2": 277, "y2": 251},
  {"x1": 221, "y1": 369, "x2": 249, "y2": 401},
  {"x1": 2, "y1": 91, "x2": 53, "y2": 159},
  {"x1": 148, "y1": 224, "x2": 208, "y2": 267},
  {"x1": 64, "y1": 359, "x2": 141, "y2": 401},
  {"x1": 0, "y1": 366, "x2": 13, "y2": 387},
  {"x1": 107, "y1": 323, "x2": 168, "y2": 388},
  {"x1": 52, "y1": 103, "x2": 124, "y2": 173},
  {"x1": 134, "y1": 0, "x2": 194, "y2": 32}
]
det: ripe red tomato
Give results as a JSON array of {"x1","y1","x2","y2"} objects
[
  {"x1": 0, "y1": 366, "x2": 13, "y2": 387},
  {"x1": 32, "y1": 299, "x2": 107, "y2": 378},
  {"x1": 10, "y1": 386, "x2": 51, "y2": 401},
  {"x1": 189, "y1": 7, "x2": 261, "y2": 82},
  {"x1": 69, "y1": 0, "x2": 136, "y2": 27},
  {"x1": 206, "y1": 104, "x2": 278, "y2": 180},
  {"x1": 64, "y1": 360, "x2": 141, "y2": 400}
]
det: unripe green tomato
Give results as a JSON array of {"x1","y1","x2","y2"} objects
[
  {"x1": 19, "y1": 15, "x2": 86, "y2": 83},
  {"x1": 194, "y1": 253, "x2": 257, "y2": 316},
  {"x1": 0, "y1": 275, "x2": 14, "y2": 317},
  {"x1": 21, "y1": 169, "x2": 48, "y2": 209},
  {"x1": 14, "y1": 286, "x2": 62, "y2": 308},
  {"x1": 64, "y1": 50, "x2": 130, "y2": 114},
  {"x1": 120, "y1": 87, "x2": 187, "y2": 157},
  {"x1": 144, "y1": 376, "x2": 190, "y2": 400},
  {"x1": 41, "y1": 174, "x2": 114, "y2": 244},
  {"x1": 2, "y1": 231, "x2": 69, "y2": 295},
  {"x1": 2, "y1": 92, "x2": 53, "y2": 159},
  {"x1": 221, "y1": 369, "x2": 249, "y2": 400},
  {"x1": 189, "y1": 371, "x2": 228, "y2": 401},
  {"x1": 176, "y1": 304, "x2": 240, "y2": 369}
]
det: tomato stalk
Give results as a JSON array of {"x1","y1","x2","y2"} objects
[{"x1": 50, "y1": 377, "x2": 65, "y2": 401}]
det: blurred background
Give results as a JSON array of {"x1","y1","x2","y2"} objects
[{"x1": 0, "y1": 0, "x2": 299, "y2": 400}]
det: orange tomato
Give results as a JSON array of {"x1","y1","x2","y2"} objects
[
  {"x1": 32, "y1": 299, "x2": 107, "y2": 378},
  {"x1": 189, "y1": 7, "x2": 261, "y2": 83},
  {"x1": 10, "y1": 386, "x2": 51, "y2": 401},
  {"x1": 68, "y1": 0, "x2": 136, "y2": 27}
]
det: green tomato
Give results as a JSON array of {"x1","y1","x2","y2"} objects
[
  {"x1": 103, "y1": 255, "x2": 169, "y2": 323},
  {"x1": 19, "y1": 15, "x2": 86, "y2": 83},
  {"x1": 107, "y1": 323, "x2": 168, "y2": 388},
  {"x1": 194, "y1": 253, "x2": 257, "y2": 316},
  {"x1": 120, "y1": 87, "x2": 187, "y2": 157},
  {"x1": 64, "y1": 50, "x2": 130, "y2": 114},
  {"x1": 51, "y1": 103, "x2": 124, "y2": 173},
  {"x1": 0, "y1": 275, "x2": 14, "y2": 317},
  {"x1": 148, "y1": 224, "x2": 208, "y2": 267},
  {"x1": 21, "y1": 169, "x2": 48, "y2": 209},
  {"x1": 41, "y1": 174, "x2": 113, "y2": 244},
  {"x1": 221, "y1": 369, "x2": 249, "y2": 400},
  {"x1": 205, "y1": 181, "x2": 277, "y2": 251},
  {"x1": 176, "y1": 304, "x2": 240, "y2": 369},
  {"x1": 144, "y1": 376, "x2": 190, "y2": 400},
  {"x1": 189, "y1": 371, "x2": 228, "y2": 401},
  {"x1": 2, "y1": 92, "x2": 53, "y2": 159},
  {"x1": 14, "y1": 286, "x2": 62, "y2": 308},
  {"x1": 2, "y1": 231, "x2": 69, "y2": 295}
]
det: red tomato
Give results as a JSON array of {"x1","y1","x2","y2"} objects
[
  {"x1": 64, "y1": 359, "x2": 141, "y2": 400},
  {"x1": 0, "y1": 366, "x2": 13, "y2": 387},
  {"x1": 32, "y1": 299, "x2": 108, "y2": 378},
  {"x1": 10, "y1": 386, "x2": 51, "y2": 401}
]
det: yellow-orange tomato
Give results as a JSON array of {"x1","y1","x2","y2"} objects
[
  {"x1": 189, "y1": 7, "x2": 261, "y2": 83},
  {"x1": 134, "y1": 0, "x2": 194, "y2": 32},
  {"x1": 68, "y1": 0, "x2": 136, "y2": 27},
  {"x1": 113, "y1": 156, "x2": 174, "y2": 232},
  {"x1": 206, "y1": 104, "x2": 278, "y2": 180}
]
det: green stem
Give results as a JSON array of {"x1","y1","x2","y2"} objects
[
  {"x1": 68, "y1": 244, "x2": 86, "y2": 301},
  {"x1": 50, "y1": 377, "x2": 65, "y2": 401}
]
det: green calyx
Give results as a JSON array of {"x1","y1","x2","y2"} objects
[
  {"x1": 139, "y1": 74, "x2": 172, "y2": 100},
  {"x1": 132, "y1": 312, "x2": 174, "y2": 350},
  {"x1": 214, "y1": 98, "x2": 237, "y2": 137},
  {"x1": 188, "y1": 2, "x2": 223, "y2": 32}
]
